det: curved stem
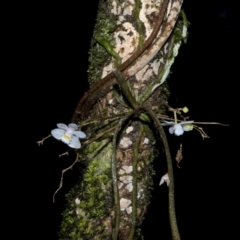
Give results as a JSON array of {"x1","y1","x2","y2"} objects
[
  {"x1": 71, "y1": 0, "x2": 170, "y2": 121},
  {"x1": 113, "y1": 69, "x2": 139, "y2": 110},
  {"x1": 143, "y1": 106, "x2": 181, "y2": 240},
  {"x1": 128, "y1": 123, "x2": 144, "y2": 240}
]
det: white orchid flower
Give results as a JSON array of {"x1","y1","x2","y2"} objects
[
  {"x1": 51, "y1": 123, "x2": 86, "y2": 149},
  {"x1": 161, "y1": 120, "x2": 194, "y2": 136}
]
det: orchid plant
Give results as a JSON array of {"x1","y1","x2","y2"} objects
[{"x1": 37, "y1": 1, "x2": 229, "y2": 239}]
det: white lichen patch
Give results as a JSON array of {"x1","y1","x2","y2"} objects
[
  {"x1": 126, "y1": 206, "x2": 132, "y2": 214},
  {"x1": 122, "y1": 165, "x2": 133, "y2": 173},
  {"x1": 139, "y1": 0, "x2": 161, "y2": 39},
  {"x1": 126, "y1": 126, "x2": 134, "y2": 134},
  {"x1": 107, "y1": 0, "x2": 139, "y2": 73},
  {"x1": 118, "y1": 165, "x2": 133, "y2": 192},
  {"x1": 120, "y1": 198, "x2": 132, "y2": 211},
  {"x1": 137, "y1": 189, "x2": 144, "y2": 199},
  {"x1": 135, "y1": 65, "x2": 149, "y2": 82},
  {"x1": 101, "y1": 17, "x2": 139, "y2": 78},
  {"x1": 120, "y1": 137, "x2": 132, "y2": 148},
  {"x1": 110, "y1": 0, "x2": 118, "y2": 14},
  {"x1": 123, "y1": 4, "x2": 134, "y2": 16},
  {"x1": 135, "y1": 59, "x2": 161, "y2": 82},
  {"x1": 126, "y1": 182, "x2": 133, "y2": 192},
  {"x1": 118, "y1": 182, "x2": 124, "y2": 189},
  {"x1": 118, "y1": 169, "x2": 125, "y2": 175},
  {"x1": 119, "y1": 175, "x2": 133, "y2": 184},
  {"x1": 166, "y1": 0, "x2": 173, "y2": 19},
  {"x1": 113, "y1": 22, "x2": 139, "y2": 62},
  {"x1": 164, "y1": 42, "x2": 169, "y2": 54},
  {"x1": 101, "y1": 62, "x2": 114, "y2": 78},
  {"x1": 110, "y1": 0, "x2": 122, "y2": 15},
  {"x1": 159, "y1": 42, "x2": 181, "y2": 85},
  {"x1": 119, "y1": 165, "x2": 133, "y2": 175},
  {"x1": 117, "y1": 15, "x2": 125, "y2": 24},
  {"x1": 126, "y1": 0, "x2": 183, "y2": 79},
  {"x1": 152, "y1": 59, "x2": 162, "y2": 75}
]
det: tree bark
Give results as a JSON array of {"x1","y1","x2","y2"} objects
[{"x1": 60, "y1": 0, "x2": 187, "y2": 239}]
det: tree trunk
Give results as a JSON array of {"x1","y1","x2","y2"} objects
[{"x1": 60, "y1": 0, "x2": 187, "y2": 239}]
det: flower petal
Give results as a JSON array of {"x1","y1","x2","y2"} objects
[
  {"x1": 173, "y1": 124, "x2": 184, "y2": 136},
  {"x1": 73, "y1": 131, "x2": 86, "y2": 139},
  {"x1": 56, "y1": 123, "x2": 68, "y2": 130},
  {"x1": 169, "y1": 126, "x2": 174, "y2": 134},
  {"x1": 68, "y1": 136, "x2": 81, "y2": 149},
  {"x1": 179, "y1": 120, "x2": 194, "y2": 125},
  {"x1": 183, "y1": 124, "x2": 194, "y2": 131},
  {"x1": 161, "y1": 121, "x2": 175, "y2": 126},
  {"x1": 68, "y1": 123, "x2": 78, "y2": 130},
  {"x1": 51, "y1": 129, "x2": 65, "y2": 139}
]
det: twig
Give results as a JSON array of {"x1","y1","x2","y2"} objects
[
  {"x1": 59, "y1": 151, "x2": 69, "y2": 158},
  {"x1": 82, "y1": 126, "x2": 116, "y2": 146},
  {"x1": 193, "y1": 122, "x2": 229, "y2": 126},
  {"x1": 36, "y1": 134, "x2": 51, "y2": 146},
  {"x1": 53, "y1": 153, "x2": 80, "y2": 202},
  {"x1": 193, "y1": 125, "x2": 210, "y2": 139}
]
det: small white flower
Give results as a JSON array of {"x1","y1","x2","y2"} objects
[
  {"x1": 51, "y1": 123, "x2": 86, "y2": 149},
  {"x1": 161, "y1": 121, "x2": 194, "y2": 136},
  {"x1": 159, "y1": 173, "x2": 170, "y2": 186}
]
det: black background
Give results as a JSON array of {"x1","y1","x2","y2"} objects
[{"x1": 10, "y1": 0, "x2": 236, "y2": 239}]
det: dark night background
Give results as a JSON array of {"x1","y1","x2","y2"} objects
[{"x1": 12, "y1": 0, "x2": 236, "y2": 239}]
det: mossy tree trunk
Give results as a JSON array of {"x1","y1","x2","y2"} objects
[{"x1": 60, "y1": 0, "x2": 187, "y2": 239}]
